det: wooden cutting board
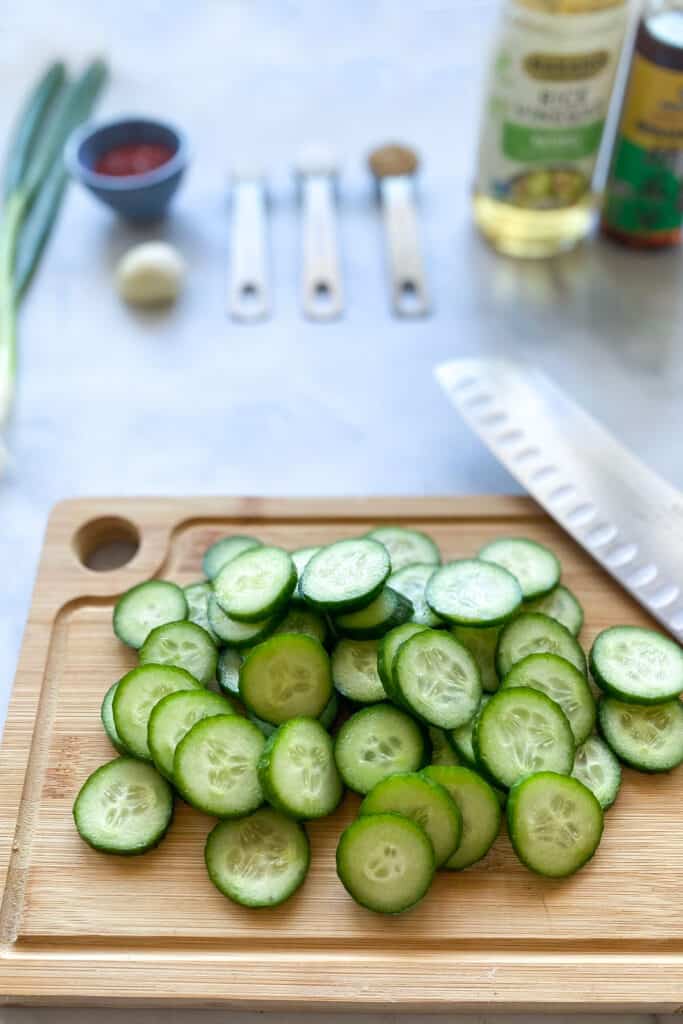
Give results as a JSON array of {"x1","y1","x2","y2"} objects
[{"x1": 0, "y1": 496, "x2": 681, "y2": 1012}]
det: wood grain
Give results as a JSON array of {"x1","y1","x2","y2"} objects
[{"x1": 0, "y1": 496, "x2": 681, "y2": 1011}]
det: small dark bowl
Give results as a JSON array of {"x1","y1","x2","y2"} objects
[{"x1": 66, "y1": 117, "x2": 189, "y2": 222}]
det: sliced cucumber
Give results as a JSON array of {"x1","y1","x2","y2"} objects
[
  {"x1": 428, "y1": 726, "x2": 460, "y2": 766},
  {"x1": 393, "y1": 629, "x2": 482, "y2": 729},
  {"x1": 528, "y1": 584, "x2": 584, "y2": 637},
  {"x1": 184, "y1": 582, "x2": 219, "y2": 642},
  {"x1": 331, "y1": 638, "x2": 386, "y2": 703},
  {"x1": 301, "y1": 538, "x2": 390, "y2": 613},
  {"x1": 501, "y1": 653, "x2": 596, "y2": 745},
  {"x1": 572, "y1": 735, "x2": 622, "y2": 809},
  {"x1": 388, "y1": 563, "x2": 442, "y2": 627},
  {"x1": 449, "y1": 695, "x2": 491, "y2": 768},
  {"x1": 214, "y1": 545, "x2": 296, "y2": 623},
  {"x1": 148, "y1": 689, "x2": 234, "y2": 780},
  {"x1": 426, "y1": 559, "x2": 522, "y2": 628},
  {"x1": 208, "y1": 594, "x2": 280, "y2": 648},
  {"x1": 496, "y1": 612, "x2": 586, "y2": 680},
  {"x1": 273, "y1": 605, "x2": 328, "y2": 645},
  {"x1": 366, "y1": 526, "x2": 440, "y2": 573},
  {"x1": 333, "y1": 587, "x2": 412, "y2": 640},
  {"x1": 474, "y1": 686, "x2": 575, "y2": 789},
  {"x1": 216, "y1": 647, "x2": 242, "y2": 696},
  {"x1": 250, "y1": 693, "x2": 339, "y2": 738},
  {"x1": 478, "y1": 537, "x2": 560, "y2": 600},
  {"x1": 174, "y1": 714, "x2": 265, "y2": 816},
  {"x1": 258, "y1": 717, "x2": 343, "y2": 819},
  {"x1": 239, "y1": 634, "x2": 332, "y2": 724},
  {"x1": 291, "y1": 546, "x2": 322, "y2": 600},
  {"x1": 507, "y1": 771, "x2": 603, "y2": 878},
  {"x1": 73, "y1": 757, "x2": 173, "y2": 855},
  {"x1": 452, "y1": 625, "x2": 501, "y2": 693},
  {"x1": 113, "y1": 665, "x2": 202, "y2": 761},
  {"x1": 205, "y1": 808, "x2": 309, "y2": 907},
  {"x1": 202, "y1": 535, "x2": 261, "y2": 580},
  {"x1": 359, "y1": 771, "x2": 461, "y2": 866},
  {"x1": 113, "y1": 580, "x2": 187, "y2": 649},
  {"x1": 334, "y1": 703, "x2": 426, "y2": 794},
  {"x1": 101, "y1": 682, "x2": 129, "y2": 755},
  {"x1": 590, "y1": 625, "x2": 683, "y2": 704},
  {"x1": 599, "y1": 696, "x2": 683, "y2": 772},
  {"x1": 423, "y1": 764, "x2": 502, "y2": 870},
  {"x1": 139, "y1": 620, "x2": 218, "y2": 687},
  {"x1": 377, "y1": 622, "x2": 428, "y2": 697},
  {"x1": 336, "y1": 813, "x2": 435, "y2": 913}
]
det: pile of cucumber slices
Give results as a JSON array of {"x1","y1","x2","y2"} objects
[{"x1": 73, "y1": 527, "x2": 683, "y2": 914}]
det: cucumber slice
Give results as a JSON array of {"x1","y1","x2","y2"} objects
[
  {"x1": 474, "y1": 686, "x2": 575, "y2": 789},
  {"x1": 239, "y1": 634, "x2": 333, "y2": 724},
  {"x1": 528, "y1": 585, "x2": 584, "y2": 637},
  {"x1": 202, "y1": 535, "x2": 261, "y2": 580},
  {"x1": 507, "y1": 771, "x2": 603, "y2": 878},
  {"x1": 366, "y1": 526, "x2": 440, "y2": 573},
  {"x1": 388, "y1": 563, "x2": 442, "y2": 627},
  {"x1": 393, "y1": 630, "x2": 482, "y2": 729},
  {"x1": 359, "y1": 772, "x2": 462, "y2": 866},
  {"x1": 73, "y1": 757, "x2": 173, "y2": 855},
  {"x1": 423, "y1": 765, "x2": 502, "y2": 870},
  {"x1": 139, "y1": 620, "x2": 218, "y2": 687},
  {"x1": 113, "y1": 580, "x2": 187, "y2": 649},
  {"x1": 599, "y1": 696, "x2": 683, "y2": 772},
  {"x1": 205, "y1": 808, "x2": 309, "y2": 907},
  {"x1": 113, "y1": 665, "x2": 202, "y2": 761},
  {"x1": 214, "y1": 546, "x2": 296, "y2": 623},
  {"x1": 208, "y1": 595, "x2": 280, "y2": 648},
  {"x1": 216, "y1": 647, "x2": 242, "y2": 696},
  {"x1": 331, "y1": 638, "x2": 386, "y2": 704},
  {"x1": 572, "y1": 735, "x2": 622, "y2": 809},
  {"x1": 336, "y1": 813, "x2": 435, "y2": 913},
  {"x1": 148, "y1": 689, "x2": 235, "y2": 780},
  {"x1": 258, "y1": 717, "x2": 343, "y2": 819},
  {"x1": 452, "y1": 625, "x2": 501, "y2": 693},
  {"x1": 426, "y1": 559, "x2": 522, "y2": 627},
  {"x1": 301, "y1": 538, "x2": 390, "y2": 613},
  {"x1": 500, "y1": 653, "x2": 596, "y2": 745},
  {"x1": 449, "y1": 695, "x2": 491, "y2": 767},
  {"x1": 250, "y1": 693, "x2": 339, "y2": 738},
  {"x1": 377, "y1": 622, "x2": 429, "y2": 696},
  {"x1": 174, "y1": 715, "x2": 265, "y2": 816},
  {"x1": 478, "y1": 537, "x2": 561, "y2": 600},
  {"x1": 496, "y1": 612, "x2": 587, "y2": 680},
  {"x1": 273, "y1": 605, "x2": 328, "y2": 645},
  {"x1": 333, "y1": 587, "x2": 412, "y2": 640},
  {"x1": 427, "y1": 726, "x2": 460, "y2": 766},
  {"x1": 101, "y1": 682, "x2": 129, "y2": 755},
  {"x1": 291, "y1": 546, "x2": 322, "y2": 601},
  {"x1": 334, "y1": 703, "x2": 426, "y2": 794},
  {"x1": 590, "y1": 625, "x2": 683, "y2": 704},
  {"x1": 184, "y1": 582, "x2": 219, "y2": 642}
]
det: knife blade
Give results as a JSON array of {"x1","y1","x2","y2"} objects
[{"x1": 436, "y1": 358, "x2": 683, "y2": 644}]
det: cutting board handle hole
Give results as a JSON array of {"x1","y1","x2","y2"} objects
[{"x1": 74, "y1": 517, "x2": 140, "y2": 572}]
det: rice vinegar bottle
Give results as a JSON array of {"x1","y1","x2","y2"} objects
[{"x1": 473, "y1": 0, "x2": 629, "y2": 258}]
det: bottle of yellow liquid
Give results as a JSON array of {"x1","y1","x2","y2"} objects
[{"x1": 473, "y1": 0, "x2": 629, "y2": 258}]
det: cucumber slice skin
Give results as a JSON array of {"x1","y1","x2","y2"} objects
[
  {"x1": 598, "y1": 696, "x2": 683, "y2": 772},
  {"x1": 426, "y1": 559, "x2": 523, "y2": 628},
  {"x1": 239, "y1": 634, "x2": 333, "y2": 725},
  {"x1": 528, "y1": 585, "x2": 584, "y2": 637},
  {"x1": 377, "y1": 623, "x2": 429, "y2": 697},
  {"x1": 388, "y1": 563, "x2": 443, "y2": 628},
  {"x1": 448, "y1": 695, "x2": 491, "y2": 768},
  {"x1": 474, "y1": 686, "x2": 575, "y2": 790},
  {"x1": 139, "y1": 620, "x2": 218, "y2": 687},
  {"x1": 452, "y1": 625, "x2": 501, "y2": 693},
  {"x1": 478, "y1": 537, "x2": 561, "y2": 601},
  {"x1": 422, "y1": 764, "x2": 502, "y2": 870},
  {"x1": 301, "y1": 538, "x2": 391, "y2": 614},
  {"x1": 184, "y1": 582, "x2": 220, "y2": 643},
  {"x1": 336, "y1": 812, "x2": 435, "y2": 914},
  {"x1": 113, "y1": 580, "x2": 188, "y2": 650},
  {"x1": 365, "y1": 526, "x2": 441, "y2": 574},
  {"x1": 202, "y1": 535, "x2": 262, "y2": 581},
  {"x1": 73, "y1": 757, "x2": 174, "y2": 856},
  {"x1": 214, "y1": 546, "x2": 297, "y2": 623},
  {"x1": 572, "y1": 735, "x2": 622, "y2": 809},
  {"x1": 101, "y1": 682, "x2": 129, "y2": 755},
  {"x1": 500, "y1": 653, "x2": 596, "y2": 746},
  {"x1": 174, "y1": 715, "x2": 265, "y2": 817},
  {"x1": 333, "y1": 587, "x2": 413, "y2": 641},
  {"x1": 359, "y1": 771, "x2": 462, "y2": 866},
  {"x1": 496, "y1": 612, "x2": 587, "y2": 680},
  {"x1": 334, "y1": 704, "x2": 427, "y2": 795},
  {"x1": 216, "y1": 647, "x2": 243, "y2": 696},
  {"x1": 331, "y1": 638, "x2": 386, "y2": 704},
  {"x1": 208, "y1": 595, "x2": 282, "y2": 649},
  {"x1": 393, "y1": 630, "x2": 482, "y2": 730},
  {"x1": 249, "y1": 694, "x2": 339, "y2": 738},
  {"x1": 507, "y1": 772, "x2": 604, "y2": 878},
  {"x1": 113, "y1": 665, "x2": 202, "y2": 761},
  {"x1": 147, "y1": 689, "x2": 235, "y2": 781},
  {"x1": 590, "y1": 626, "x2": 683, "y2": 704},
  {"x1": 205, "y1": 808, "x2": 310, "y2": 908},
  {"x1": 258, "y1": 717, "x2": 343, "y2": 820}
]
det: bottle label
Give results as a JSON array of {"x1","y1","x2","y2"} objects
[
  {"x1": 477, "y1": 4, "x2": 626, "y2": 209},
  {"x1": 603, "y1": 53, "x2": 683, "y2": 238}
]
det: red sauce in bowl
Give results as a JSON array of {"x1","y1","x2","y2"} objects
[{"x1": 94, "y1": 142, "x2": 175, "y2": 177}]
